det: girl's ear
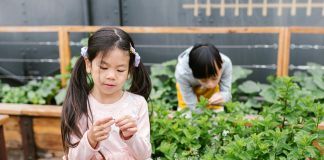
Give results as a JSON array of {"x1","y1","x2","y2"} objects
[{"x1": 84, "y1": 58, "x2": 92, "y2": 73}]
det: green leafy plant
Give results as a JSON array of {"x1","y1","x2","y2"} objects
[
  {"x1": 0, "y1": 77, "x2": 61, "y2": 104},
  {"x1": 150, "y1": 68, "x2": 324, "y2": 159},
  {"x1": 150, "y1": 60, "x2": 178, "y2": 109}
]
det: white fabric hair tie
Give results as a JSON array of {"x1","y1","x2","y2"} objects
[
  {"x1": 81, "y1": 47, "x2": 88, "y2": 57},
  {"x1": 130, "y1": 45, "x2": 141, "y2": 67}
]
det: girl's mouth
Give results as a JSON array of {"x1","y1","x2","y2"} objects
[{"x1": 104, "y1": 84, "x2": 116, "y2": 88}]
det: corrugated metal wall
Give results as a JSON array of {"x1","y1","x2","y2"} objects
[{"x1": 1, "y1": 0, "x2": 324, "y2": 85}]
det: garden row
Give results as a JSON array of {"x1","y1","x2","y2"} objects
[{"x1": 0, "y1": 59, "x2": 323, "y2": 159}]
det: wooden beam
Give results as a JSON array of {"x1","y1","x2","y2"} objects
[
  {"x1": 0, "y1": 125, "x2": 7, "y2": 160},
  {"x1": 281, "y1": 28, "x2": 291, "y2": 76},
  {"x1": 58, "y1": 27, "x2": 71, "y2": 87},
  {"x1": 0, "y1": 26, "x2": 283, "y2": 34},
  {"x1": 20, "y1": 116, "x2": 36, "y2": 160},
  {"x1": 276, "y1": 28, "x2": 291, "y2": 76},
  {"x1": 65, "y1": 26, "x2": 282, "y2": 34},
  {"x1": 0, "y1": 26, "x2": 59, "y2": 32},
  {"x1": 0, "y1": 103, "x2": 61, "y2": 117},
  {"x1": 277, "y1": 28, "x2": 285, "y2": 76},
  {"x1": 290, "y1": 27, "x2": 324, "y2": 34},
  {"x1": 22, "y1": 105, "x2": 61, "y2": 117},
  {"x1": 0, "y1": 115, "x2": 9, "y2": 160},
  {"x1": 0, "y1": 115, "x2": 9, "y2": 124}
]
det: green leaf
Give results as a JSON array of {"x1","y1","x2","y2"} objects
[
  {"x1": 260, "y1": 87, "x2": 276, "y2": 103},
  {"x1": 232, "y1": 66, "x2": 253, "y2": 83},
  {"x1": 305, "y1": 146, "x2": 319, "y2": 158},
  {"x1": 313, "y1": 76, "x2": 324, "y2": 90},
  {"x1": 55, "y1": 88, "x2": 67, "y2": 105},
  {"x1": 306, "y1": 62, "x2": 324, "y2": 77},
  {"x1": 156, "y1": 141, "x2": 177, "y2": 159},
  {"x1": 238, "y1": 80, "x2": 261, "y2": 94}
]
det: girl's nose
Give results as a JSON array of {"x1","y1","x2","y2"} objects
[{"x1": 106, "y1": 69, "x2": 116, "y2": 79}]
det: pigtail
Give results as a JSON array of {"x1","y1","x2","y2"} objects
[
  {"x1": 61, "y1": 57, "x2": 92, "y2": 154},
  {"x1": 129, "y1": 62, "x2": 152, "y2": 100}
]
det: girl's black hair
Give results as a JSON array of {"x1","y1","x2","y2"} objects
[
  {"x1": 61, "y1": 27, "x2": 151, "y2": 155},
  {"x1": 188, "y1": 43, "x2": 223, "y2": 79}
]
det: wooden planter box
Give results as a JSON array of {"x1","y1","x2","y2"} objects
[
  {"x1": 0, "y1": 103, "x2": 63, "y2": 159},
  {"x1": 0, "y1": 104, "x2": 323, "y2": 159}
]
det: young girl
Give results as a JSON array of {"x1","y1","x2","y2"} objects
[
  {"x1": 61, "y1": 27, "x2": 152, "y2": 160},
  {"x1": 175, "y1": 43, "x2": 232, "y2": 112}
]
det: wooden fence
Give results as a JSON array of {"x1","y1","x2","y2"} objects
[{"x1": 0, "y1": 26, "x2": 322, "y2": 85}]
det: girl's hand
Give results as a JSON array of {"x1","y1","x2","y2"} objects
[
  {"x1": 115, "y1": 115, "x2": 137, "y2": 140},
  {"x1": 87, "y1": 116, "x2": 115, "y2": 149},
  {"x1": 208, "y1": 93, "x2": 224, "y2": 105}
]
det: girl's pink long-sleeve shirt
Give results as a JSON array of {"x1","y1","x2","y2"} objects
[{"x1": 65, "y1": 91, "x2": 152, "y2": 160}]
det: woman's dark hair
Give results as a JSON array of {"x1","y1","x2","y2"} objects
[
  {"x1": 61, "y1": 27, "x2": 151, "y2": 155},
  {"x1": 188, "y1": 43, "x2": 223, "y2": 79}
]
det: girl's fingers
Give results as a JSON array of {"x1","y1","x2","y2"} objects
[
  {"x1": 93, "y1": 119, "x2": 115, "y2": 131},
  {"x1": 115, "y1": 115, "x2": 132, "y2": 124},
  {"x1": 126, "y1": 127, "x2": 137, "y2": 133},
  {"x1": 119, "y1": 122, "x2": 136, "y2": 131},
  {"x1": 121, "y1": 127, "x2": 137, "y2": 139},
  {"x1": 115, "y1": 118, "x2": 130, "y2": 127},
  {"x1": 96, "y1": 135, "x2": 109, "y2": 141},
  {"x1": 94, "y1": 116, "x2": 113, "y2": 126},
  {"x1": 95, "y1": 129, "x2": 110, "y2": 137},
  {"x1": 102, "y1": 119, "x2": 115, "y2": 128}
]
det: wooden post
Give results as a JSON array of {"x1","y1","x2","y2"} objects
[
  {"x1": 281, "y1": 28, "x2": 291, "y2": 76},
  {"x1": 20, "y1": 116, "x2": 36, "y2": 160},
  {"x1": 58, "y1": 27, "x2": 71, "y2": 87},
  {"x1": 0, "y1": 115, "x2": 9, "y2": 160},
  {"x1": 276, "y1": 28, "x2": 285, "y2": 76},
  {"x1": 277, "y1": 28, "x2": 291, "y2": 76}
]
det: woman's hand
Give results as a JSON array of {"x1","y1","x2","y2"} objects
[
  {"x1": 87, "y1": 116, "x2": 115, "y2": 149},
  {"x1": 115, "y1": 115, "x2": 137, "y2": 140},
  {"x1": 208, "y1": 93, "x2": 224, "y2": 105}
]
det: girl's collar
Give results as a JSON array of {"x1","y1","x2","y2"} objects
[{"x1": 89, "y1": 91, "x2": 128, "y2": 105}]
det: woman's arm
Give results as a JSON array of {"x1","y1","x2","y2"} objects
[{"x1": 219, "y1": 56, "x2": 233, "y2": 102}]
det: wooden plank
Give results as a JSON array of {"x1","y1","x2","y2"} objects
[
  {"x1": 0, "y1": 26, "x2": 59, "y2": 32},
  {"x1": 3, "y1": 116, "x2": 22, "y2": 149},
  {"x1": 21, "y1": 106, "x2": 62, "y2": 117},
  {"x1": 281, "y1": 28, "x2": 291, "y2": 76},
  {"x1": 33, "y1": 118, "x2": 62, "y2": 151},
  {"x1": 0, "y1": 104, "x2": 23, "y2": 115},
  {"x1": 0, "y1": 115, "x2": 9, "y2": 160},
  {"x1": 0, "y1": 26, "x2": 283, "y2": 34},
  {"x1": 64, "y1": 26, "x2": 282, "y2": 34},
  {"x1": 290, "y1": 27, "x2": 324, "y2": 34},
  {"x1": 0, "y1": 103, "x2": 61, "y2": 117},
  {"x1": 276, "y1": 28, "x2": 285, "y2": 76},
  {"x1": 0, "y1": 115, "x2": 9, "y2": 125},
  {"x1": 0, "y1": 125, "x2": 8, "y2": 160},
  {"x1": 58, "y1": 27, "x2": 71, "y2": 87},
  {"x1": 20, "y1": 116, "x2": 36, "y2": 160}
]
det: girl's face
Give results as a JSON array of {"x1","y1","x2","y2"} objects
[
  {"x1": 198, "y1": 68, "x2": 222, "y2": 89},
  {"x1": 86, "y1": 48, "x2": 130, "y2": 100}
]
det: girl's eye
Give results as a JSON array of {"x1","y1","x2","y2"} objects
[
  {"x1": 117, "y1": 70, "x2": 126, "y2": 72},
  {"x1": 100, "y1": 66, "x2": 108, "y2": 70}
]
